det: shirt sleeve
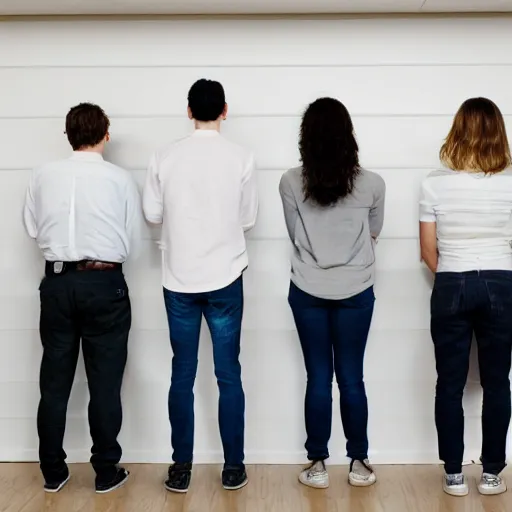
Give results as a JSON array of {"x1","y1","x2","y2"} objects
[
  {"x1": 240, "y1": 153, "x2": 258, "y2": 231},
  {"x1": 125, "y1": 174, "x2": 143, "y2": 261},
  {"x1": 278, "y1": 172, "x2": 298, "y2": 242},
  {"x1": 369, "y1": 175, "x2": 386, "y2": 238},
  {"x1": 419, "y1": 178, "x2": 437, "y2": 223},
  {"x1": 23, "y1": 171, "x2": 37, "y2": 239},
  {"x1": 142, "y1": 153, "x2": 164, "y2": 224}
]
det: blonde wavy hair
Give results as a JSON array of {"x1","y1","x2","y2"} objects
[{"x1": 440, "y1": 97, "x2": 511, "y2": 174}]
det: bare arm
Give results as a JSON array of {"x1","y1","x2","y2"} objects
[{"x1": 419, "y1": 222, "x2": 438, "y2": 273}]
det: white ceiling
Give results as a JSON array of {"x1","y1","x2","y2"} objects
[{"x1": 0, "y1": 0, "x2": 512, "y2": 15}]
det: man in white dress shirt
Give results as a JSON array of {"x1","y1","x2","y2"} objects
[
  {"x1": 143, "y1": 79, "x2": 258, "y2": 493},
  {"x1": 23, "y1": 103, "x2": 142, "y2": 494}
]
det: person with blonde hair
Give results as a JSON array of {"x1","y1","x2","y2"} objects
[{"x1": 420, "y1": 97, "x2": 512, "y2": 497}]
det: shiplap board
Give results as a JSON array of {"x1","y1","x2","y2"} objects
[
  {"x1": 3, "y1": 65, "x2": 512, "y2": 118},
  {"x1": 2, "y1": 19, "x2": 512, "y2": 66},
  {"x1": 0, "y1": 0, "x2": 424, "y2": 16},
  {"x1": 0, "y1": 116, "x2": 454, "y2": 170}
]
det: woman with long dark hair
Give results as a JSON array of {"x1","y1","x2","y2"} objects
[
  {"x1": 420, "y1": 97, "x2": 512, "y2": 497},
  {"x1": 279, "y1": 98, "x2": 385, "y2": 489}
]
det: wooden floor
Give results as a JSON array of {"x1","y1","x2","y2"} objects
[{"x1": 1, "y1": 463, "x2": 511, "y2": 512}]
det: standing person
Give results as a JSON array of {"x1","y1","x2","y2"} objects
[
  {"x1": 23, "y1": 103, "x2": 142, "y2": 494},
  {"x1": 143, "y1": 79, "x2": 258, "y2": 493},
  {"x1": 420, "y1": 97, "x2": 512, "y2": 497},
  {"x1": 279, "y1": 98, "x2": 385, "y2": 489}
]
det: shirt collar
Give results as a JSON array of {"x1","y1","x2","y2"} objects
[
  {"x1": 70, "y1": 151, "x2": 104, "y2": 162},
  {"x1": 192, "y1": 129, "x2": 220, "y2": 137}
]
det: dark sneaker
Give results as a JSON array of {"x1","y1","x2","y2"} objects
[
  {"x1": 95, "y1": 467, "x2": 130, "y2": 494},
  {"x1": 222, "y1": 465, "x2": 248, "y2": 490},
  {"x1": 44, "y1": 469, "x2": 70, "y2": 493},
  {"x1": 164, "y1": 463, "x2": 192, "y2": 493}
]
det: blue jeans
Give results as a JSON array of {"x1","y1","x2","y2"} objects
[
  {"x1": 288, "y1": 282, "x2": 375, "y2": 461},
  {"x1": 163, "y1": 276, "x2": 245, "y2": 466},
  {"x1": 431, "y1": 271, "x2": 512, "y2": 475}
]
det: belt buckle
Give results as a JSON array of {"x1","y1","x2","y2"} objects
[{"x1": 53, "y1": 262, "x2": 64, "y2": 274}]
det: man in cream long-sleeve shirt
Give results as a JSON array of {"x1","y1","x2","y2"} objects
[{"x1": 143, "y1": 79, "x2": 258, "y2": 493}]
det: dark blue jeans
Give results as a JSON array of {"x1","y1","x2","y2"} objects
[
  {"x1": 163, "y1": 276, "x2": 245, "y2": 466},
  {"x1": 288, "y1": 282, "x2": 375, "y2": 461},
  {"x1": 431, "y1": 271, "x2": 512, "y2": 475}
]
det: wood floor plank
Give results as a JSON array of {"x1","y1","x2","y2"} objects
[{"x1": 0, "y1": 463, "x2": 510, "y2": 512}]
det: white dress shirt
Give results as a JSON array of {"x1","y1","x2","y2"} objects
[
  {"x1": 23, "y1": 151, "x2": 142, "y2": 263},
  {"x1": 143, "y1": 129, "x2": 258, "y2": 293},
  {"x1": 420, "y1": 167, "x2": 512, "y2": 272}
]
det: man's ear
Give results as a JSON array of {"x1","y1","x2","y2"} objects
[
  {"x1": 222, "y1": 103, "x2": 228, "y2": 120},
  {"x1": 187, "y1": 106, "x2": 194, "y2": 120}
]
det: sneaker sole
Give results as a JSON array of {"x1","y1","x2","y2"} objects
[
  {"x1": 164, "y1": 482, "x2": 189, "y2": 494},
  {"x1": 96, "y1": 472, "x2": 129, "y2": 494},
  {"x1": 348, "y1": 474, "x2": 377, "y2": 487},
  {"x1": 478, "y1": 484, "x2": 507, "y2": 496},
  {"x1": 44, "y1": 474, "x2": 70, "y2": 493},
  {"x1": 223, "y1": 478, "x2": 248, "y2": 491},
  {"x1": 443, "y1": 485, "x2": 469, "y2": 497},
  {"x1": 298, "y1": 475, "x2": 329, "y2": 489}
]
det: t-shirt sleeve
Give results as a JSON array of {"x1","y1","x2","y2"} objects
[{"x1": 419, "y1": 178, "x2": 437, "y2": 223}]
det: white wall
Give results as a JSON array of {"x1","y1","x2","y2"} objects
[{"x1": 1, "y1": 16, "x2": 511, "y2": 465}]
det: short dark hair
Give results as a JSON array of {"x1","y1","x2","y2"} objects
[
  {"x1": 65, "y1": 103, "x2": 110, "y2": 151},
  {"x1": 300, "y1": 97, "x2": 361, "y2": 206},
  {"x1": 187, "y1": 79, "x2": 226, "y2": 122}
]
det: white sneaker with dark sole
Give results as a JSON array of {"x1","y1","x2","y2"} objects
[
  {"x1": 443, "y1": 473, "x2": 469, "y2": 497},
  {"x1": 44, "y1": 474, "x2": 70, "y2": 493},
  {"x1": 349, "y1": 459, "x2": 376, "y2": 487},
  {"x1": 478, "y1": 473, "x2": 507, "y2": 496},
  {"x1": 299, "y1": 460, "x2": 329, "y2": 489}
]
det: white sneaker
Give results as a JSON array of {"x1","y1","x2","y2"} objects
[
  {"x1": 443, "y1": 473, "x2": 469, "y2": 497},
  {"x1": 348, "y1": 459, "x2": 376, "y2": 487},
  {"x1": 298, "y1": 460, "x2": 329, "y2": 489},
  {"x1": 478, "y1": 473, "x2": 507, "y2": 496}
]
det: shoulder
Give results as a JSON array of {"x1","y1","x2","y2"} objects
[
  {"x1": 358, "y1": 168, "x2": 385, "y2": 193},
  {"x1": 218, "y1": 135, "x2": 254, "y2": 164},
  {"x1": 279, "y1": 166, "x2": 302, "y2": 191}
]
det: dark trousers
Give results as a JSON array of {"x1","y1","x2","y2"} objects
[
  {"x1": 431, "y1": 271, "x2": 512, "y2": 475},
  {"x1": 37, "y1": 266, "x2": 131, "y2": 483},
  {"x1": 288, "y1": 282, "x2": 375, "y2": 461},
  {"x1": 163, "y1": 276, "x2": 245, "y2": 466}
]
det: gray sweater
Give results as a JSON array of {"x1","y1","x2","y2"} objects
[{"x1": 279, "y1": 167, "x2": 386, "y2": 300}]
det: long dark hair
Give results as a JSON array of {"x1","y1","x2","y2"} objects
[{"x1": 300, "y1": 98, "x2": 361, "y2": 206}]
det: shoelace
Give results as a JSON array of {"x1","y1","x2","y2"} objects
[{"x1": 483, "y1": 474, "x2": 501, "y2": 487}]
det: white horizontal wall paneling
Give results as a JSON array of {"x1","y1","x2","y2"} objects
[
  {"x1": 0, "y1": 0, "x2": 425, "y2": 15},
  {"x1": 3, "y1": 17, "x2": 509, "y2": 465}
]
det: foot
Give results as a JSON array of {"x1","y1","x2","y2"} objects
[
  {"x1": 44, "y1": 469, "x2": 70, "y2": 493},
  {"x1": 164, "y1": 463, "x2": 192, "y2": 493},
  {"x1": 299, "y1": 460, "x2": 329, "y2": 489},
  {"x1": 478, "y1": 473, "x2": 507, "y2": 496},
  {"x1": 95, "y1": 467, "x2": 129, "y2": 494},
  {"x1": 349, "y1": 459, "x2": 376, "y2": 487},
  {"x1": 222, "y1": 464, "x2": 248, "y2": 490},
  {"x1": 443, "y1": 473, "x2": 469, "y2": 497}
]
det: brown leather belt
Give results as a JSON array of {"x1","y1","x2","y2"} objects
[{"x1": 45, "y1": 260, "x2": 122, "y2": 276}]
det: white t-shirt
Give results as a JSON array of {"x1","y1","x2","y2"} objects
[
  {"x1": 143, "y1": 130, "x2": 258, "y2": 293},
  {"x1": 419, "y1": 167, "x2": 512, "y2": 273}
]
